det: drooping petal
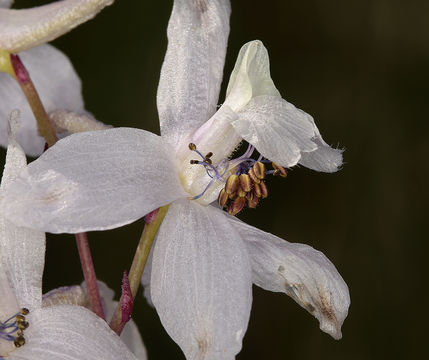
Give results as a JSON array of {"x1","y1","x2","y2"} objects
[
  {"x1": 10, "y1": 305, "x2": 138, "y2": 360},
  {"x1": 0, "y1": 44, "x2": 86, "y2": 156},
  {"x1": 0, "y1": 0, "x2": 13, "y2": 9},
  {"x1": 151, "y1": 200, "x2": 252, "y2": 360},
  {"x1": 298, "y1": 127, "x2": 343, "y2": 172},
  {"x1": 0, "y1": 112, "x2": 45, "y2": 310},
  {"x1": 0, "y1": 0, "x2": 114, "y2": 53},
  {"x1": 157, "y1": 0, "x2": 231, "y2": 148},
  {"x1": 224, "y1": 40, "x2": 280, "y2": 112},
  {"x1": 231, "y1": 95, "x2": 317, "y2": 167},
  {"x1": 0, "y1": 128, "x2": 187, "y2": 233},
  {"x1": 229, "y1": 217, "x2": 350, "y2": 340}
]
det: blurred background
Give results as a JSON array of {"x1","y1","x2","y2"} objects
[{"x1": 2, "y1": 0, "x2": 428, "y2": 359}]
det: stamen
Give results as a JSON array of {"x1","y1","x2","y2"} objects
[{"x1": 0, "y1": 309, "x2": 30, "y2": 348}]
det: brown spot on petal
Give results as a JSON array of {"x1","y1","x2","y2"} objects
[
  {"x1": 318, "y1": 291, "x2": 338, "y2": 325},
  {"x1": 196, "y1": 336, "x2": 211, "y2": 357}
]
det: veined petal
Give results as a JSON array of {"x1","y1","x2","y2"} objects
[
  {"x1": 229, "y1": 217, "x2": 350, "y2": 340},
  {"x1": 232, "y1": 95, "x2": 317, "y2": 167},
  {"x1": 0, "y1": 44, "x2": 85, "y2": 156},
  {"x1": 0, "y1": 0, "x2": 13, "y2": 9},
  {"x1": 0, "y1": 128, "x2": 186, "y2": 233},
  {"x1": 0, "y1": 112, "x2": 45, "y2": 310},
  {"x1": 151, "y1": 200, "x2": 252, "y2": 360},
  {"x1": 225, "y1": 40, "x2": 280, "y2": 112},
  {"x1": 0, "y1": 0, "x2": 114, "y2": 53},
  {"x1": 157, "y1": 0, "x2": 231, "y2": 148},
  {"x1": 10, "y1": 305, "x2": 138, "y2": 360},
  {"x1": 299, "y1": 127, "x2": 343, "y2": 172}
]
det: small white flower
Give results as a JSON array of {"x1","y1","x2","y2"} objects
[
  {"x1": 0, "y1": 0, "x2": 114, "y2": 156},
  {"x1": 0, "y1": 112, "x2": 144, "y2": 360},
  {"x1": 1, "y1": 1, "x2": 350, "y2": 358}
]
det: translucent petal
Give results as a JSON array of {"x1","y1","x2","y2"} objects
[
  {"x1": 10, "y1": 305, "x2": 138, "y2": 360},
  {"x1": 0, "y1": 44, "x2": 85, "y2": 156},
  {"x1": 0, "y1": 112, "x2": 45, "y2": 310},
  {"x1": 50, "y1": 110, "x2": 111, "y2": 135},
  {"x1": 0, "y1": 0, "x2": 114, "y2": 53},
  {"x1": 225, "y1": 40, "x2": 280, "y2": 112},
  {"x1": 157, "y1": 0, "x2": 231, "y2": 148},
  {"x1": 0, "y1": 128, "x2": 186, "y2": 233},
  {"x1": 232, "y1": 95, "x2": 317, "y2": 167},
  {"x1": 151, "y1": 200, "x2": 252, "y2": 360},
  {"x1": 229, "y1": 217, "x2": 350, "y2": 340},
  {"x1": 0, "y1": 0, "x2": 12, "y2": 9},
  {"x1": 299, "y1": 127, "x2": 343, "y2": 172}
]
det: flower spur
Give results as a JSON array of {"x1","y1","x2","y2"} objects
[{"x1": 0, "y1": 0, "x2": 350, "y2": 359}]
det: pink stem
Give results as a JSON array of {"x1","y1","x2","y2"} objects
[{"x1": 75, "y1": 232, "x2": 105, "y2": 319}]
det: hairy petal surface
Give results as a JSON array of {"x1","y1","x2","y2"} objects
[
  {"x1": 229, "y1": 217, "x2": 350, "y2": 340},
  {"x1": 151, "y1": 200, "x2": 252, "y2": 360},
  {"x1": 225, "y1": 40, "x2": 280, "y2": 112},
  {"x1": 0, "y1": 44, "x2": 85, "y2": 156},
  {"x1": 0, "y1": 128, "x2": 186, "y2": 233},
  {"x1": 0, "y1": 112, "x2": 45, "y2": 310},
  {"x1": 0, "y1": 0, "x2": 114, "y2": 53},
  {"x1": 157, "y1": 0, "x2": 231, "y2": 148},
  {"x1": 232, "y1": 95, "x2": 317, "y2": 167},
  {"x1": 299, "y1": 127, "x2": 343, "y2": 172},
  {"x1": 10, "y1": 305, "x2": 138, "y2": 360}
]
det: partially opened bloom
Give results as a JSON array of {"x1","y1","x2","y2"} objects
[
  {"x1": 0, "y1": 113, "x2": 144, "y2": 360},
  {"x1": 0, "y1": 0, "x2": 114, "y2": 156},
  {"x1": 1, "y1": 0, "x2": 350, "y2": 358}
]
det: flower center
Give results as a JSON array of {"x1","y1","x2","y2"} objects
[
  {"x1": 188, "y1": 143, "x2": 287, "y2": 215},
  {"x1": 0, "y1": 308, "x2": 30, "y2": 355}
]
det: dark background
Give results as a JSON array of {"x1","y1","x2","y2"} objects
[{"x1": 2, "y1": 0, "x2": 428, "y2": 359}]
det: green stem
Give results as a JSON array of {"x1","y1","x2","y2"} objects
[{"x1": 109, "y1": 205, "x2": 169, "y2": 334}]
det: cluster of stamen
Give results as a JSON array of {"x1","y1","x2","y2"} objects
[
  {"x1": 218, "y1": 160, "x2": 287, "y2": 215},
  {"x1": 188, "y1": 143, "x2": 287, "y2": 215},
  {"x1": 0, "y1": 308, "x2": 29, "y2": 349}
]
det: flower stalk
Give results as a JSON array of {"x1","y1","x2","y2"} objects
[
  {"x1": 109, "y1": 205, "x2": 170, "y2": 335},
  {"x1": 9, "y1": 54, "x2": 105, "y2": 320}
]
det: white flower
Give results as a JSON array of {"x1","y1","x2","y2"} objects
[
  {"x1": 0, "y1": 0, "x2": 114, "y2": 156},
  {"x1": 1, "y1": 0, "x2": 350, "y2": 359},
  {"x1": 0, "y1": 112, "x2": 145, "y2": 360}
]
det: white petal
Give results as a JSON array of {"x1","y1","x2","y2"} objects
[
  {"x1": 0, "y1": 128, "x2": 186, "y2": 233},
  {"x1": 50, "y1": 110, "x2": 111, "y2": 135},
  {"x1": 225, "y1": 40, "x2": 280, "y2": 112},
  {"x1": 10, "y1": 305, "x2": 138, "y2": 360},
  {"x1": 0, "y1": 112, "x2": 45, "y2": 310},
  {"x1": 232, "y1": 95, "x2": 317, "y2": 167},
  {"x1": 0, "y1": 44, "x2": 86, "y2": 156},
  {"x1": 0, "y1": 0, "x2": 13, "y2": 9},
  {"x1": 157, "y1": 0, "x2": 231, "y2": 148},
  {"x1": 229, "y1": 217, "x2": 350, "y2": 340},
  {"x1": 0, "y1": 0, "x2": 114, "y2": 53},
  {"x1": 95, "y1": 282, "x2": 147, "y2": 360},
  {"x1": 151, "y1": 200, "x2": 252, "y2": 360},
  {"x1": 299, "y1": 127, "x2": 343, "y2": 172}
]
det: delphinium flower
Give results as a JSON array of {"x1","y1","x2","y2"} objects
[
  {"x1": 0, "y1": 0, "x2": 350, "y2": 359},
  {"x1": 0, "y1": 113, "x2": 145, "y2": 360},
  {"x1": 0, "y1": 0, "x2": 114, "y2": 156}
]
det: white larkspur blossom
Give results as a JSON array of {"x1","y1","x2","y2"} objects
[
  {"x1": 0, "y1": 112, "x2": 145, "y2": 360},
  {"x1": 0, "y1": 0, "x2": 350, "y2": 359},
  {"x1": 0, "y1": 0, "x2": 114, "y2": 156}
]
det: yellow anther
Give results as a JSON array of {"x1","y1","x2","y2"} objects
[
  {"x1": 225, "y1": 174, "x2": 240, "y2": 195},
  {"x1": 17, "y1": 321, "x2": 29, "y2": 330},
  {"x1": 247, "y1": 193, "x2": 259, "y2": 209},
  {"x1": 205, "y1": 152, "x2": 213, "y2": 158},
  {"x1": 14, "y1": 336, "x2": 26, "y2": 348},
  {"x1": 239, "y1": 174, "x2": 252, "y2": 192},
  {"x1": 188, "y1": 143, "x2": 197, "y2": 151},
  {"x1": 253, "y1": 161, "x2": 266, "y2": 180},
  {"x1": 248, "y1": 168, "x2": 260, "y2": 184},
  {"x1": 20, "y1": 308, "x2": 30, "y2": 315},
  {"x1": 237, "y1": 186, "x2": 247, "y2": 198},
  {"x1": 218, "y1": 188, "x2": 229, "y2": 207},
  {"x1": 253, "y1": 182, "x2": 262, "y2": 198},
  {"x1": 228, "y1": 196, "x2": 246, "y2": 216},
  {"x1": 272, "y1": 162, "x2": 287, "y2": 178},
  {"x1": 260, "y1": 181, "x2": 268, "y2": 199},
  {"x1": 0, "y1": 49, "x2": 15, "y2": 77}
]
